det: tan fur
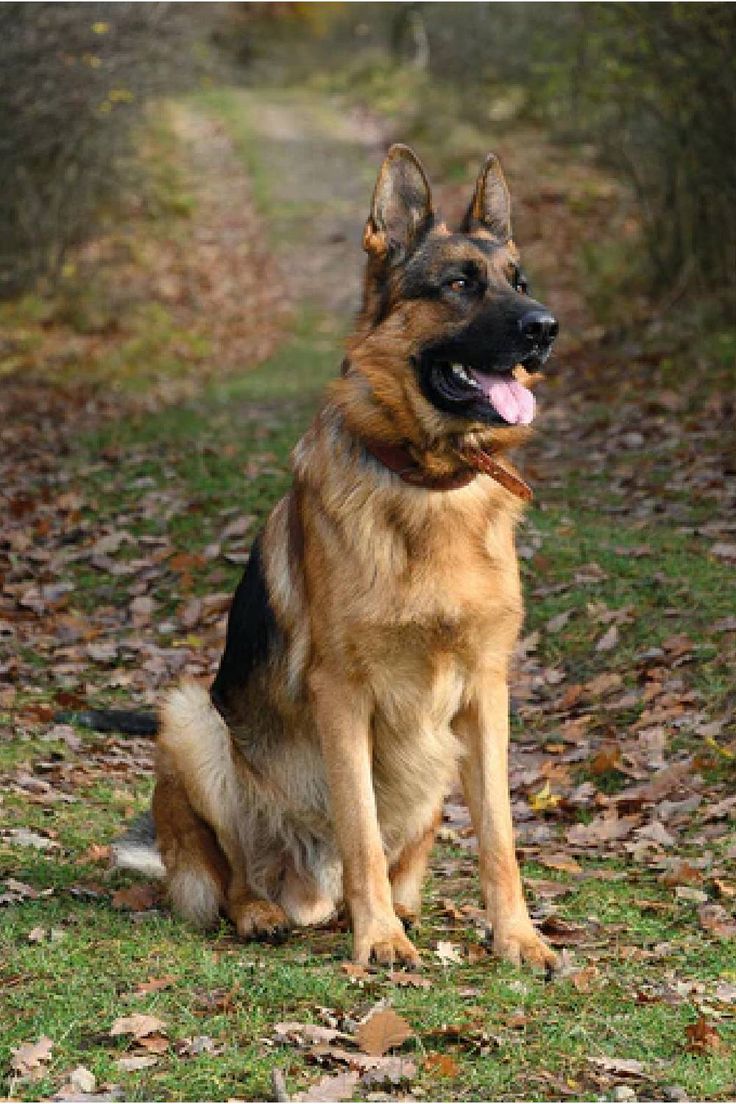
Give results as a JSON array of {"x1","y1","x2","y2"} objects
[{"x1": 150, "y1": 147, "x2": 557, "y2": 970}]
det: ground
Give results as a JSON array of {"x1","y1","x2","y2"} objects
[{"x1": 1, "y1": 87, "x2": 735, "y2": 1103}]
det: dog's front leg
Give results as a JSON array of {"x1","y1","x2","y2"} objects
[
  {"x1": 309, "y1": 668, "x2": 421, "y2": 967},
  {"x1": 457, "y1": 677, "x2": 557, "y2": 969}
]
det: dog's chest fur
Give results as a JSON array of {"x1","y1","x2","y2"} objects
[
  {"x1": 214, "y1": 425, "x2": 524, "y2": 859},
  {"x1": 299, "y1": 468, "x2": 523, "y2": 849}
]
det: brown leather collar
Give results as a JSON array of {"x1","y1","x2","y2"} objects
[
  {"x1": 362, "y1": 440, "x2": 476, "y2": 491},
  {"x1": 362, "y1": 439, "x2": 533, "y2": 501}
]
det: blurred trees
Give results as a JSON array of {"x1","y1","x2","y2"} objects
[
  {"x1": 3, "y1": 2, "x2": 733, "y2": 312},
  {"x1": 0, "y1": 3, "x2": 205, "y2": 297},
  {"x1": 540, "y1": 4, "x2": 736, "y2": 308},
  {"x1": 238, "y1": 1, "x2": 736, "y2": 311},
  {"x1": 428, "y1": 2, "x2": 736, "y2": 308}
]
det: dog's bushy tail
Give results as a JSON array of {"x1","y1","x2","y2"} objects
[
  {"x1": 111, "y1": 809, "x2": 165, "y2": 878},
  {"x1": 56, "y1": 709, "x2": 158, "y2": 736}
]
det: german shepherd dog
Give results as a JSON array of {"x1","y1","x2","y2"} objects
[{"x1": 114, "y1": 145, "x2": 559, "y2": 969}]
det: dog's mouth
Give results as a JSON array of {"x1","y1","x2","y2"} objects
[{"x1": 421, "y1": 353, "x2": 545, "y2": 426}]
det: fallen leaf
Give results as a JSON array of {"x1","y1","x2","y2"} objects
[
  {"x1": 588, "y1": 1056, "x2": 646, "y2": 1078},
  {"x1": 714, "y1": 981, "x2": 736, "y2": 1004},
  {"x1": 596, "y1": 625, "x2": 620, "y2": 652},
  {"x1": 698, "y1": 903, "x2": 736, "y2": 939},
  {"x1": 539, "y1": 854, "x2": 583, "y2": 875},
  {"x1": 2, "y1": 878, "x2": 43, "y2": 903},
  {"x1": 111, "y1": 883, "x2": 159, "y2": 912},
  {"x1": 388, "y1": 970, "x2": 431, "y2": 988},
  {"x1": 529, "y1": 780, "x2": 562, "y2": 812},
  {"x1": 359, "y1": 1060, "x2": 416, "y2": 1088},
  {"x1": 115, "y1": 1055, "x2": 158, "y2": 1072},
  {"x1": 110, "y1": 1013, "x2": 166, "y2": 1040},
  {"x1": 569, "y1": 965, "x2": 600, "y2": 992},
  {"x1": 424, "y1": 1052, "x2": 460, "y2": 1077},
  {"x1": 130, "y1": 595, "x2": 155, "y2": 627},
  {"x1": 356, "y1": 1008, "x2": 414, "y2": 1057},
  {"x1": 434, "y1": 940, "x2": 464, "y2": 965},
  {"x1": 56, "y1": 1066, "x2": 96, "y2": 1097},
  {"x1": 546, "y1": 610, "x2": 573, "y2": 633},
  {"x1": 661, "y1": 862, "x2": 702, "y2": 888},
  {"x1": 711, "y1": 542, "x2": 736, "y2": 562},
  {"x1": 2, "y1": 827, "x2": 58, "y2": 851},
  {"x1": 177, "y1": 1035, "x2": 223, "y2": 1057},
  {"x1": 273, "y1": 1022, "x2": 350, "y2": 1048},
  {"x1": 138, "y1": 1033, "x2": 169, "y2": 1054},
  {"x1": 134, "y1": 974, "x2": 175, "y2": 995},
  {"x1": 675, "y1": 886, "x2": 709, "y2": 904},
  {"x1": 80, "y1": 843, "x2": 111, "y2": 864},
  {"x1": 634, "y1": 820, "x2": 676, "y2": 848},
  {"x1": 590, "y1": 744, "x2": 621, "y2": 774},
  {"x1": 310, "y1": 1044, "x2": 415, "y2": 1079},
  {"x1": 10, "y1": 1035, "x2": 54, "y2": 1077},
  {"x1": 439, "y1": 896, "x2": 464, "y2": 921},
  {"x1": 296, "y1": 1071, "x2": 360, "y2": 1102},
  {"x1": 700, "y1": 794, "x2": 736, "y2": 821},
  {"x1": 583, "y1": 671, "x2": 624, "y2": 700},
  {"x1": 192, "y1": 985, "x2": 239, "y2": 1013},
  {"x1": 539, "y1": 915, "x2": 592, "y2": 946},
  {"x1": 527, "y1": 878, "x2": 574, "y2": 900},
  {"x1": 567, "y1": 812, "x2": 640, "y2": 847},
  {"x1": 685, "y1": 1015, "x2": 729, "y2": 1055}
]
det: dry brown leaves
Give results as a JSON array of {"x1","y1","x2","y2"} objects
[
  {"x1": 685, "y1": 1015, "x2": 729, "y2": 1055},
  {"x1": 10, "y1": 1035, "x2": 54, "y2": 1081},
  {"x1": 111, "y1": 883, "x2": 160, "y2": 912},
  {"x1": 356, "y1": 1008, "x2": 414, "y2": 1056},
  {"x1": 271, "y1": 1006, "x2": 417, "y2": 1099},
  {"x1": 54, "y1": 1065, "x2": 97, "y2": 1099},
  {"x1": 294, "y1": 1070, "x2": 360, "y2": 1102},
  {"x1": 110, "y1": 1012, "x2": 166, "y2": 1039}
]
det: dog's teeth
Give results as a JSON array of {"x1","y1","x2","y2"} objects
[{"x1": 451, "y1": 363, "x2": 471, "y2": 382}]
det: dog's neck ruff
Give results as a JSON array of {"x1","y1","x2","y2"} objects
[{"x1": 361, "y1": 439, "x2": 533, "y2": 501}]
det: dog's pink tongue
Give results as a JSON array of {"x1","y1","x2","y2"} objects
[{"x1": 485, "y1": 378, "x2": 535, "y2": 425}]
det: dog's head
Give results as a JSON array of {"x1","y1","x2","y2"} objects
[{"x1": 336, "y1": 145, "x2": 558, "y2": 461}]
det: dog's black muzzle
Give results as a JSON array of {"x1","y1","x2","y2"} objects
[{"x1": 417, "y1": 295, "x2": 559, "y2": 424}]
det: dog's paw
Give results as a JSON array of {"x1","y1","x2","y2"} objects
[
  {"x1": 493, "y1": 922, "x2": 558, "y2": 971},
  {"x1": 353, "y1": 915, "x2": 421, "y2": 968},
  {"x1": 233, "y1": 899, "x2": 290, "y2": 944}
]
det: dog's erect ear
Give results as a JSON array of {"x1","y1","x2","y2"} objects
[
  {"x1": 462, "y1": 153, "x2": 512, "y2": 241},
  {"x1": 363, "y1": 144, "x2": 433, "y2": 261}
]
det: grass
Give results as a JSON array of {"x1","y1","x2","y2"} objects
[{"x1": 2, "y1": 86, "x2": 736, "y2": 1102}]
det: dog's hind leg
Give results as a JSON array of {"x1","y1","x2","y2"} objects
[
  {"x1": 152, "y1": 768, "x2": 228, "y2": 929},
  {"x1": 390, "y1": 807, "x2": 441, "y2": 927},
  {"x1": 156, "y1": 681, "x2": 290, "y2": 941}
]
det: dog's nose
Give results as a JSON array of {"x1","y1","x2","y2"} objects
[{"x1": 518, "y1": 309, "x2": 559, "y2": 347}]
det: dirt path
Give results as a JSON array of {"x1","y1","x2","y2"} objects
[{"x1": 223, "y1": 87, "x2": 602, "y2": 337}]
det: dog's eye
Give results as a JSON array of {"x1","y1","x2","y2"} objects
[
  {"x1": 512, "y1": 269, "x2": 529, "y2": 295},
  {"x1": 446, "y1": 277, "x2": 470, "y2": 293}
]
